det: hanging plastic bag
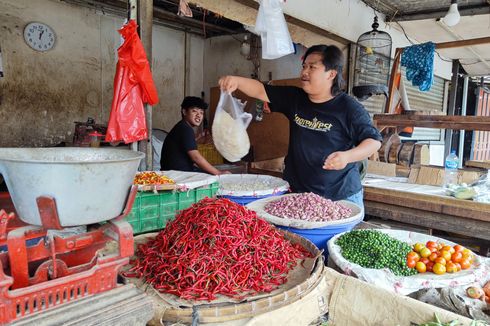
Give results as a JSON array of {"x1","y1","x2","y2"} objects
[
  {"x1": 106, "y1": 20, "x2": 159, "y2": 144},
  {"x1": 255, "y1": 0, "x2": 294, "y2": 60},
  {"x1": 212, "y1": 92, "x2": 252, "y2": 162}
]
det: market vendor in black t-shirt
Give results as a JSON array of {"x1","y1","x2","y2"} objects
[
  {"x1": 218, "y1": 44, "x2": 382, "y2": 211},
  {"x1": 160, "y1": 96, "x2": 228, "y2": 175}
]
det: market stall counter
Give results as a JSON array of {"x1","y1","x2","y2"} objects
[{"x1": 362, "y1": 177, "x2": 490, "y2": 255}]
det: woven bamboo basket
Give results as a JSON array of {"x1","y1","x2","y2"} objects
[
  {"x1": 198, "y1": 143, "x2": 224, "y2": 165},
  {"x1": 127, "y1": 230, "x2": 324, "y2": 324},
  {"x1": 159, "y1": 230, "x2": 324, "y2": 324}
]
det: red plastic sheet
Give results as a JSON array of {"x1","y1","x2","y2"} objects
[{"x1": 106, "y1": 20, "x2": 159, "y2": 144}]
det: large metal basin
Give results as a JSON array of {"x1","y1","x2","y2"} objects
[{"x1": 0, "y1": 148, "x2": 144, "y2": 226}]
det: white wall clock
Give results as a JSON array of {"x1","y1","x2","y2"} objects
[{"x1": 23, "y1": 22, "x2": 56, "y2": 52}]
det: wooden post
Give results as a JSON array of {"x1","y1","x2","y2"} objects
[
  {"x1": 128, "y1": 0, "x2": 139, "y2": 154},
  {"x1": 347, "y1": 43, "x2": 356, "y2": 96},
  {"x1": 137, "y1": 0, "x2": 154, "y2": 171},
  {"x1": 384, "y1": 48, "x2": 402, "y2": 114},
  {"x1": 444, "y1": 59, "x2": 460, "y2": 159}
]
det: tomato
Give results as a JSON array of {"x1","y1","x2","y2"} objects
[
  {"x1": 415, "y1": 261, "x2": 427, "y2": 273},
  {"x1": 440, "y1": 250, "x2": 452, "y2": 261},
  {"x1": 454, "y1": 262, "x2": 462, "y2": 272},
  {"x1": 435, "y1": 257, "x2": 447, "y2": 265},
  {"x1": 451, "y1": 252, "x2": 463, "y2": 263},
  {"x1": 462, "y1": 249, "x2": 473, "y2": 262},
  {"x1": 419, "y1": 247, "x2": 432, "y2": 258},
  {"x1": 413, "y1": 243, "x2": 425, "y2": 253},
  {"x1": 433, "y1": 263, "x2": 446, "y2": 275},
  {"x1": 426, "y1": 261, "x2": 434, "y2": 272},
  {"x1": 446, "y1": 262, "x2": 458, "y2": 273},
  {"x1": 429, "y1": 246, "x2": 438, "y2": 253},
  {"x1": 460, "y1": 258, "x2": 471, "y2": 270},
  {"x1": 407, "y1": 258, "x2": 417, "y2": 269},
  {"x1": 429, "y1": 252, "x2": 439, "y2": 262},
  {"x1": 437, "y1": 242, "x2": 444, "y2": 250},
  {"x1": 407, "y1": 251, "x2": 420, "y2": 262},
  {"x1": 462, "y1": 248, "x2": 472, "y2": 257},
  {"x1": 453, "y1": 244, "x2": 465, "y2": 253},
  {"x1": 426, "y1": 241, "x2": 438, "y2": 249},
  {"x1": 420, "y1": 257, "x2": 430, "y2": 265},
  {"x1": 442, "y1": 245, "x2": 455, "y2": 254}
]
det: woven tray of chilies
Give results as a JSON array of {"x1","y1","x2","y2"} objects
[
  {"x1": 124, "y1": 230, "x2": 324, "y2": 324},
  {"x1": 122, "y1": 197, "x2": 323, "y2": 321}
]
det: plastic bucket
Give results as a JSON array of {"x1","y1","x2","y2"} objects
[
  {"x1": 220, "y1": 191, "x2": 287, "y2": 206},
  {"x1": 276, "y1": 218, "x2": 362, "y2": 259}
]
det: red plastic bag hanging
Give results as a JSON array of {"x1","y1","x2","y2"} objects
[{"x1": 106, "y1": 20, "x2": 159, "y2": 144}]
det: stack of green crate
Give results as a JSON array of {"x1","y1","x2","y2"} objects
[{"x1": 125, "y1": 182, "x2": 219, "y2": 234}]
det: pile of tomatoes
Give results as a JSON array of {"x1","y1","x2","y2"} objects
[{"x1": 406, "y1": 241, "x2": 474, "y2": 275}]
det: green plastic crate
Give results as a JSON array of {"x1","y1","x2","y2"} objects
[{"x1": 125, "y1": 182, "x2": 219, "y2": 234}]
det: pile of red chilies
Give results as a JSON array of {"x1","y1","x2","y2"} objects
[{"x1": 128, "y1": 197, "x2": 311, "y2": 301}]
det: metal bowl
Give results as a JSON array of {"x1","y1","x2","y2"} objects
[{"x1": 0, "y1": 147, "x2": 144, "y2": 226}]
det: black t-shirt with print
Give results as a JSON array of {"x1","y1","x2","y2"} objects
[
  {"x1": 264, "y1": 85, "x2": 382, "y2": 200},
  {"x1": 160, "y1": 120, "x2": 197, "y2": 171}
]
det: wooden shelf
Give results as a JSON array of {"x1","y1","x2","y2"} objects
[{"x1": 373, "y1": 114, "x2": 490, "y2": 131}]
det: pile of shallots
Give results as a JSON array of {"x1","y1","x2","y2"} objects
[{"x1": 264, "y1": 193, "x2": 352, "y2": 222}]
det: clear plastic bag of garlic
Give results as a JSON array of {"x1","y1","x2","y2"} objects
[{"x1": 212, "y1": 92, "x2": 252, "y2": 162}]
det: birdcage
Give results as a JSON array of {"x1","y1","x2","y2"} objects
[{"x1": 352, "y1": 16, "x2": 392, "y2": 101}]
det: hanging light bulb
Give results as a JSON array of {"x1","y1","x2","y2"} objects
[
  {"x1": 443, "y1": 0, "x2": 460, "y2": 27},
  {"x1": 240, "y1": 35, "x2": 251, "y2": 57}
]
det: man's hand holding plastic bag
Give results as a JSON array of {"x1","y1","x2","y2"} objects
[{"x1": 212, "y1": 92, "x2": 252, "y2": 162}]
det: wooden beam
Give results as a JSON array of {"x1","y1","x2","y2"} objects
[
  {"x1": 373, "y1": 114, "x2": 490, "y2": 131},
  {"x1": 436, "y1": 36, "x2": 490, "y2": 50},
  {"x1": 233, "y1": 0, "x2": 349, "y2": 45},
  {"x1": 64, "y1": 0, "x2": 240, "y2": 36}
]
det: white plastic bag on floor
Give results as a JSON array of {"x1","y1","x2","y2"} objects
[
  {"x1": 212, "y1": 92, "x2": 252, "y2": 162},
  {"x1": 255, "y1": 0, "x2": 294, "y2": 60}
]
